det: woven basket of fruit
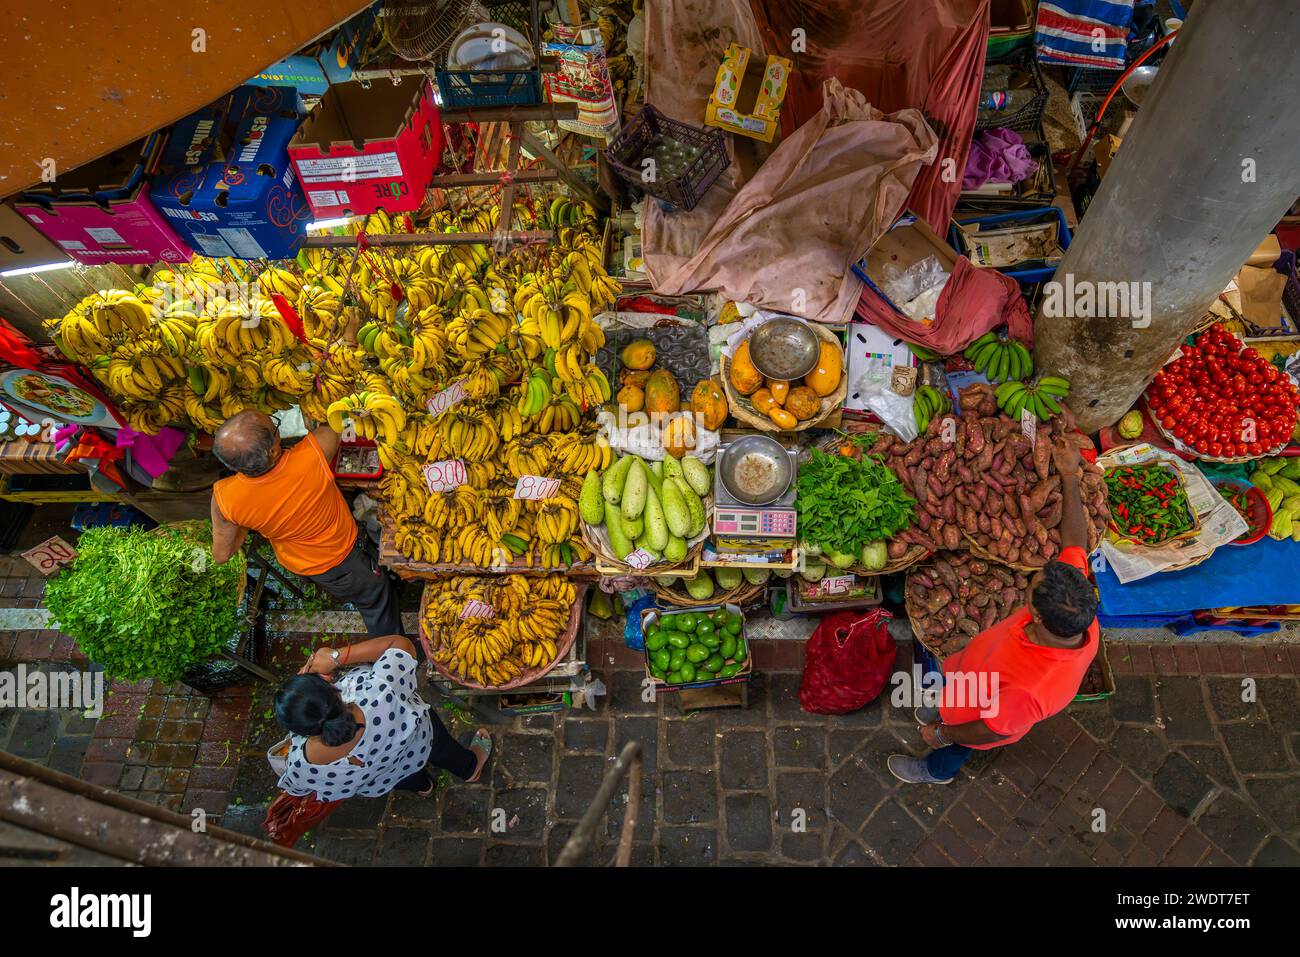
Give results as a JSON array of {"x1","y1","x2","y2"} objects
[
  {"x1": 420, "y1": 574, "x2": 585, "y2": 691},
  {"x1": 723, "y1": 322, "x2": 845, "y2": 432}
]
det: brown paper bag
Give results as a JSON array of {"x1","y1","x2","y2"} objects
[{"x1": 1236, "y1": 264, "x2": 1287, "y2": 329}]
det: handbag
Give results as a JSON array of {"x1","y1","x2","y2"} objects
[
  {"x1": 266, "y1": 735, "x2": 293, "y2": 776},
  {"x1": 262, "y1": 791, "x2": 344, "y2": 847}
]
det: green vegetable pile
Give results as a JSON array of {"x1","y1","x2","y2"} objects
[
  {"x1": 796, "y1": 446, "x2": 916, "y2": 569},
  {"x1": 44, "y1": 523, "x2": 244, "y2": 682}
]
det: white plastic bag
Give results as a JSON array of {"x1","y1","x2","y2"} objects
[{"x1": 849, "y1": 354, "x2": 918, "y2": 442}]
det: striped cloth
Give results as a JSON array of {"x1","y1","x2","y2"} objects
[{"x1": 1035, "y1": 0, "x2": 1136, "y2": 69}]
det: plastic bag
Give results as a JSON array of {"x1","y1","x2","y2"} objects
[
  {"x1": 798, "y1": 608, "x2": 897, "y2": 714},
  {"x1": 262, "y1": 791, "x2": 343, "y2": 847},
  {"x1": 850, "y1": 354, "x2": 919, "y2": 442},
  {"x1": 621, "y1": 590, "x2": 657, "y2": 651},
  {"x1": 881, "y1": 254, "x2": 949, "y2": 306}
]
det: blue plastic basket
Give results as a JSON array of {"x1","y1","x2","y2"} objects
[
  {"x1": 434, "y1": 67, "x2": 543, "y2": 109},
  {"x1": 950, "y1": 205, "x2": 1072, "y2": 285}
]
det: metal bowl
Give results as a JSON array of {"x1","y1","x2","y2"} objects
[
  {"x1": 717, "y1": 434, "x2": 794, "y2": 506},
  {"x1": 747, "y1": 318, "x2": 819, "y2": 381},
  {"x1": 1121, "y1": 65, "x2": 1159, "y2": 108}
]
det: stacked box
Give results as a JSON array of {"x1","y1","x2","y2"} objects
[{"x1": 150, "y1": 87, "x2": 312, "y2": 261}]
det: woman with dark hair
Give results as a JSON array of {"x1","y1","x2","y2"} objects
[{"x1": 274, "y1": 634, "x2": 490, "y2": 801}]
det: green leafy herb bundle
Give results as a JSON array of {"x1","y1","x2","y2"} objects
[
  {"x1": 796, "y1": 447, "x2": 916, "y2": 555},
  {"x1": 44, "y1": 524, "x2": 244, "y2": 682}
]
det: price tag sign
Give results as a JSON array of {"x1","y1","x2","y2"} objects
[
  {"x1": 460, "y1": 599, "x2": 495, "y2": 620},
  {"x1": 426, "y1": 380, "x2": 467, "y2": 417},
  {"x1": 513, "y1": 475, "x2": 561, "y2": 500},
  {"x1": 625, "y1": 548, "x2": 654, "y2": 570},
  {"x1": 820, "y1": 574, "x2": 854, "y2": 596},
  {"x1": 423, "y1": 459, "x2": 467, "y2": 493},
  {"x1": 21, "y1": 536, "x2": 77, "y2": 575},
  {"x1": 1020, "y1": 407, "x2": 1038, "y2": 443}
]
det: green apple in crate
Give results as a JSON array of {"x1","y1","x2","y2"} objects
[{"x1": 643, "y1": 606, "x2": 748, "y2": 684}]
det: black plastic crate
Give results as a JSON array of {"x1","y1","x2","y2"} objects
[
  {"x1": 604, "y1": 105, "x2": 729, "y2": 211},
  {"x1": 976, "y1": 51, "x2": 1048, "y2": 133}
]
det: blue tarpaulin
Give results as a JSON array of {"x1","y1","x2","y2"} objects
[{"x1": 1096, "y1": 536, "x2": 1299, "y2": 616}]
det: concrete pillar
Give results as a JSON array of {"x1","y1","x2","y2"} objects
[{"x1": 1033, "y1": 1, "x2": 1300, "y2": 433}]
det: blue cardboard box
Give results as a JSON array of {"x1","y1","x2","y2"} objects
[
  {"x1": 151, "y1": 87, "x2": 313, "y2": 261},
  {"x1": 247, "y1": 4, "x2": 377, "y2": 94}
]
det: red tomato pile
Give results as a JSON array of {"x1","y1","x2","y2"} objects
[{"x1": 1145, "y1": 324, "x2": 1300, "y2": 459}]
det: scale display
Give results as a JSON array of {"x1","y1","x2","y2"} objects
[{"x1": 713, "y1": 507, "x2": 797, "y2": 538}]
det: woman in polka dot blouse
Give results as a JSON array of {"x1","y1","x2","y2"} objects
[{"x1": 273, "y1": 634, "x2": 492, "y2": 802}]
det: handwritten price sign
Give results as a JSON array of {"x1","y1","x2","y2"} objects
[
  {"x1": 819, "y1": 574, "x2": 854, "y2": 596},
  {"x1": 424, "y1": 459, "x2": 467, "y2": 493},
  {"x1": 426, "y1": 380, "x2": 467, "y2": 417},
  {"x1": 21, "y1": 536, "x2": 77, "y2": 575},
  {"x1": 513, "y1": 475, "x2": 561, "y2": 501},
  {"x1": 1021, "y1": 407, "x2": 1038, "y2": 443},
  {"x1": 625, "y1": 548, "x2": 654, "y2": 570},
  {"x1": 460, "y1": 599, "x2": 495, "y2": 620}
]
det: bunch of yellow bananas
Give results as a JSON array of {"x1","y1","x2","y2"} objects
[
  {"x1": 325, "y1": 390, "x2": 407, "y2": 445},
  {"x1": 441, "y1": 408, "x2": 500, "y2": 462},
  {"x1": 423, "y1": 573, "x2": 575, "y2": 686}
]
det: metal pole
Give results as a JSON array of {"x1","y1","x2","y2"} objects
[
  {"x1": 554, "y1": 741, "x2": 642, "y2": 866},
  {"x1": 1032, "y1": 1, "x2": 1300, "y2": 433}
]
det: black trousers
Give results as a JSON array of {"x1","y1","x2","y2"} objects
[
  {"x1": 306, "y1": 536, "x2": 404, "y2": 638},
  {"x1": 392, "y1": 711, "x2": 477, "y2": 791}
]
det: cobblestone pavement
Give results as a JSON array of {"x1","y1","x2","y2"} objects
[{"x1": 207, "y1": 639, "x2": 1297, "y2": 867}]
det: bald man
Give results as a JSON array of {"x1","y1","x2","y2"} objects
[{"x1": 209, "y1": 411, "x2": 402, "y2": 637}]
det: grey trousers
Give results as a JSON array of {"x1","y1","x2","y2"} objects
[{"x1": 306, "y1": 537, "x2": 404, "y2": 639}]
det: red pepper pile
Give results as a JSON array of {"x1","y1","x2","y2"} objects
[
  {"x1": 1145, "y1": 324, "x2": 1300, "y2": 458},
  {"x1": 1105, "y1": 464, "x2": 1193, "y2": 545}
]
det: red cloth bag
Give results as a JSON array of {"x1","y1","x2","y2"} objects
[
  {"x1": 799, "y1": 608, "x2": 897, "y2": 715},
  {"x1": 262, "y1": 792, "x2": 343, "y2": 847}
]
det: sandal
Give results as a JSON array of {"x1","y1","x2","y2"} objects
[{"x1": 460, "y1": 728, "x2": 493, "y2": 783}]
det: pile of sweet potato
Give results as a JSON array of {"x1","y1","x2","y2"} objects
[
  {"x1": 871, "y1": 383, "x2": 1109, "y2": 567},
  {"x1": 905, "y1": 551, "x2": 1031, "y2": 657}
]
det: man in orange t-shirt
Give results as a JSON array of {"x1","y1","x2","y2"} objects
[
  {"x1": 209, "y1": 411, "x2": 402, "y2": 638},
  {"x1": 888, "y1": 436, "x2": 1099, "y2": 785}
]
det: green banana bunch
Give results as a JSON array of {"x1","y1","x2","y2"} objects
[
  {"x1": 964, "y1": 332, "x2": 1034, "y2": 383},
  {"x1": 913, "y1": 384, "x2": 952, "y2": 433},
  {"x1": 995, "y1": 375, "x2": 1072, "y2": 421}
]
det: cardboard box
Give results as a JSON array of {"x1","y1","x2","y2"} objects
[
  {"x1": 705, "y1": 44, "x2": 791, "y2": 143},
  {"x1": 248, "y1": 6, "x2": 376, "y2": 94},
  {"x1": 151, "y1": 87, "x2": 312, "y2": 261},
  {"x1": 21, "y1": 133, "x2": 166, "y2": 204},
  {"x1": 14, "y1": 182, "x2": 193, "y2": 266},
  {"x1": 13, "y1": 130, "x2": 193, "y2": 266},
  {"x1": 289, "y1": 79, "x2": 442, "y2": 218},
  {"x1": 0, "y1": 203, "x2": 71, "y2": 271}
]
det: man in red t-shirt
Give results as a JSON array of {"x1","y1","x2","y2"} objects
[{"x1": 888, "y1": 436, "x2": 1100, "y2": 785}]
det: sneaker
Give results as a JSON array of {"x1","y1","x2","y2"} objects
[
  {"x1": 887, "y1": 754, "x2": 954, "y2": 785},
  {"x1": 914, "y1": 705, "x2": 940, "y2": 726}
]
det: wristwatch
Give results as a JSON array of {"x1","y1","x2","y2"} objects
[{"x1": 330, "y1": 649, "x2": 341, "y2": 665}]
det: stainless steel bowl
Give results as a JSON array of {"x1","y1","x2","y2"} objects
[
  {"x1": 747, "y1": 318, "x2": 819, "y2": 381},
  {"x1": 1121, "y1": 65, "x2": 1159, "y2": 108},
  {"x1": 717, "y1": 434, "x2": 794, "y2": 505}
]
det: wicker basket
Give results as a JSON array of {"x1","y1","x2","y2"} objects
[
  {"x1": 418, "y1": 579, "x2": 585, "y2": 691},
  {"x1": 1098, "y1": 447, "x2": 1201, "y2": 548},
  {"x1": 722, "y1": 323, "x2": 846, "y2": 432},
  {"x1": 652, "y1": 578, "x2": 764, "y2": 608},
  {"x1": 580, "y1": 493, "x2": 712, "y2": 576},
  {"x1": 1148, "y1": 410, "x2": 1288, "y2": 464}
]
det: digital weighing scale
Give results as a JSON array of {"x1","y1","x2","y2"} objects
[{"x1": 711, "y1": 448, "x2": 798, "y2": 554}]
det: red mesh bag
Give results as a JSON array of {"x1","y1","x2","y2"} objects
[
  {"x1": 262, "y1": 791, "x2": 343, "y2": 848},
  {"x1": 798, "y1": 608, "x2": 897, "y2": 715}
]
